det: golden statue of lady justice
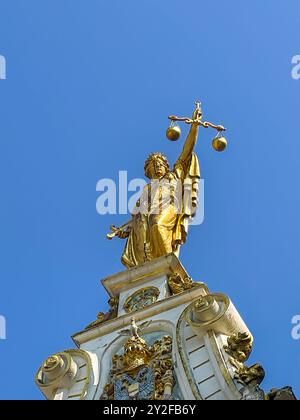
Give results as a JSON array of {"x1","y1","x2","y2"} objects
[{"x1": 107, "y1": 101, "x2": 227, "y2": 268}]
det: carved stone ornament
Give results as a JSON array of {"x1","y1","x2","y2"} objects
[
  {"x1": 85, "y1": 296, "x2": 119, "y2": 330},
  {"x1": 101, "y1": 319, "x2": 174, "y2": 400},
  {"x1": 123, "y1": 287, "x2": 160, "y2": 313},
  {"x1": 224, "y1": 332, "x2": 253, "y2": 363},
  {"x1": 168, "y1": 273, "x2": 198, "y2": 295},
  {"x1": 35, "y1": 349, "x2": 92, "y2": 400},
  {"x1": 267, "y1": 386, "x2": 297, "y2": 400},
  {"x1": 224, "y1": 333, "x2": 266, "y2": 400}
]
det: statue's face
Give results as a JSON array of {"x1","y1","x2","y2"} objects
[{"x1": 146, "y1": 157, "x2": 167, "y2": 179}]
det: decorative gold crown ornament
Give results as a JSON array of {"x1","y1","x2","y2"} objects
[{"x1": 124, "y1": 335, "x2": 150, "y2": 370}]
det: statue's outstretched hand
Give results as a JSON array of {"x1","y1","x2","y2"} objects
[{"x1": 107, "y1": 224, "x2": 131, "y2": 240}]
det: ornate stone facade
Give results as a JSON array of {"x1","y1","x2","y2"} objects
[{"x1": 35, "y1": 254, "x2": 297, "y2": 400}]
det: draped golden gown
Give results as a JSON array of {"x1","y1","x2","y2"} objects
[{"x1": 121, "y1": 124, "x2": 200, "y2": 268}]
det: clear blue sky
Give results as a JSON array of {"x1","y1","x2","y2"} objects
[{"x1": 0, "y1": 0, "x2": 299, "y2": 399}]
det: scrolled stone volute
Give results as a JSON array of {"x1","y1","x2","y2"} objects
[
  {"x1": 36, "y1": 352, "x2": 78, "y2": 399},
  {"x1": 186, "y1": 293, "x2": 252, "y2": 337}
]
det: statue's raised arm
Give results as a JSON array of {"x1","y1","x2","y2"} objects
[
  {"x1": 169, "y1": 101, "x2": 226, "y2": 171},
  {"x1": 177, "y1": 102, "x2": 202, "y2": 165}
]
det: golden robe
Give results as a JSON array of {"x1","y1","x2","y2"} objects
[{"x1": 121, "y1": 153, "x2": 200, "y2": 268}]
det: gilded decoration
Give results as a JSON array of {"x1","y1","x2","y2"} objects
[
  {"x1": 85, "y1": 296, "x2": 119, "y2": 330},
  {"x1": 224, "y1": 332, "x2": 253, "y2": 363},
  {"x1": 168, "y1": 272, "x2": 198, "y2": 295},
  {"x1": 100, "y1": 318, "x2": 174, "y2": 400},
  {"x1": 123, "y1": 287, "x2": 160, "y2": 313},
  {"x1": 224, "y1": 333, "x2": 266, "y2": 400}
]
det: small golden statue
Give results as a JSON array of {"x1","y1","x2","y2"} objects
[{"x1": 107, "y1": 101, "x2": 226, "y2": 268}]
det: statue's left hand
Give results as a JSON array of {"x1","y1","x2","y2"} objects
[{"x1": 107, "y1": 225, "x2": 130, "y2": 240}]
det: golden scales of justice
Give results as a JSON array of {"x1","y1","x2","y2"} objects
[{"x1": 166, "y1": 100, "x2": 227, "y2": 152}]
